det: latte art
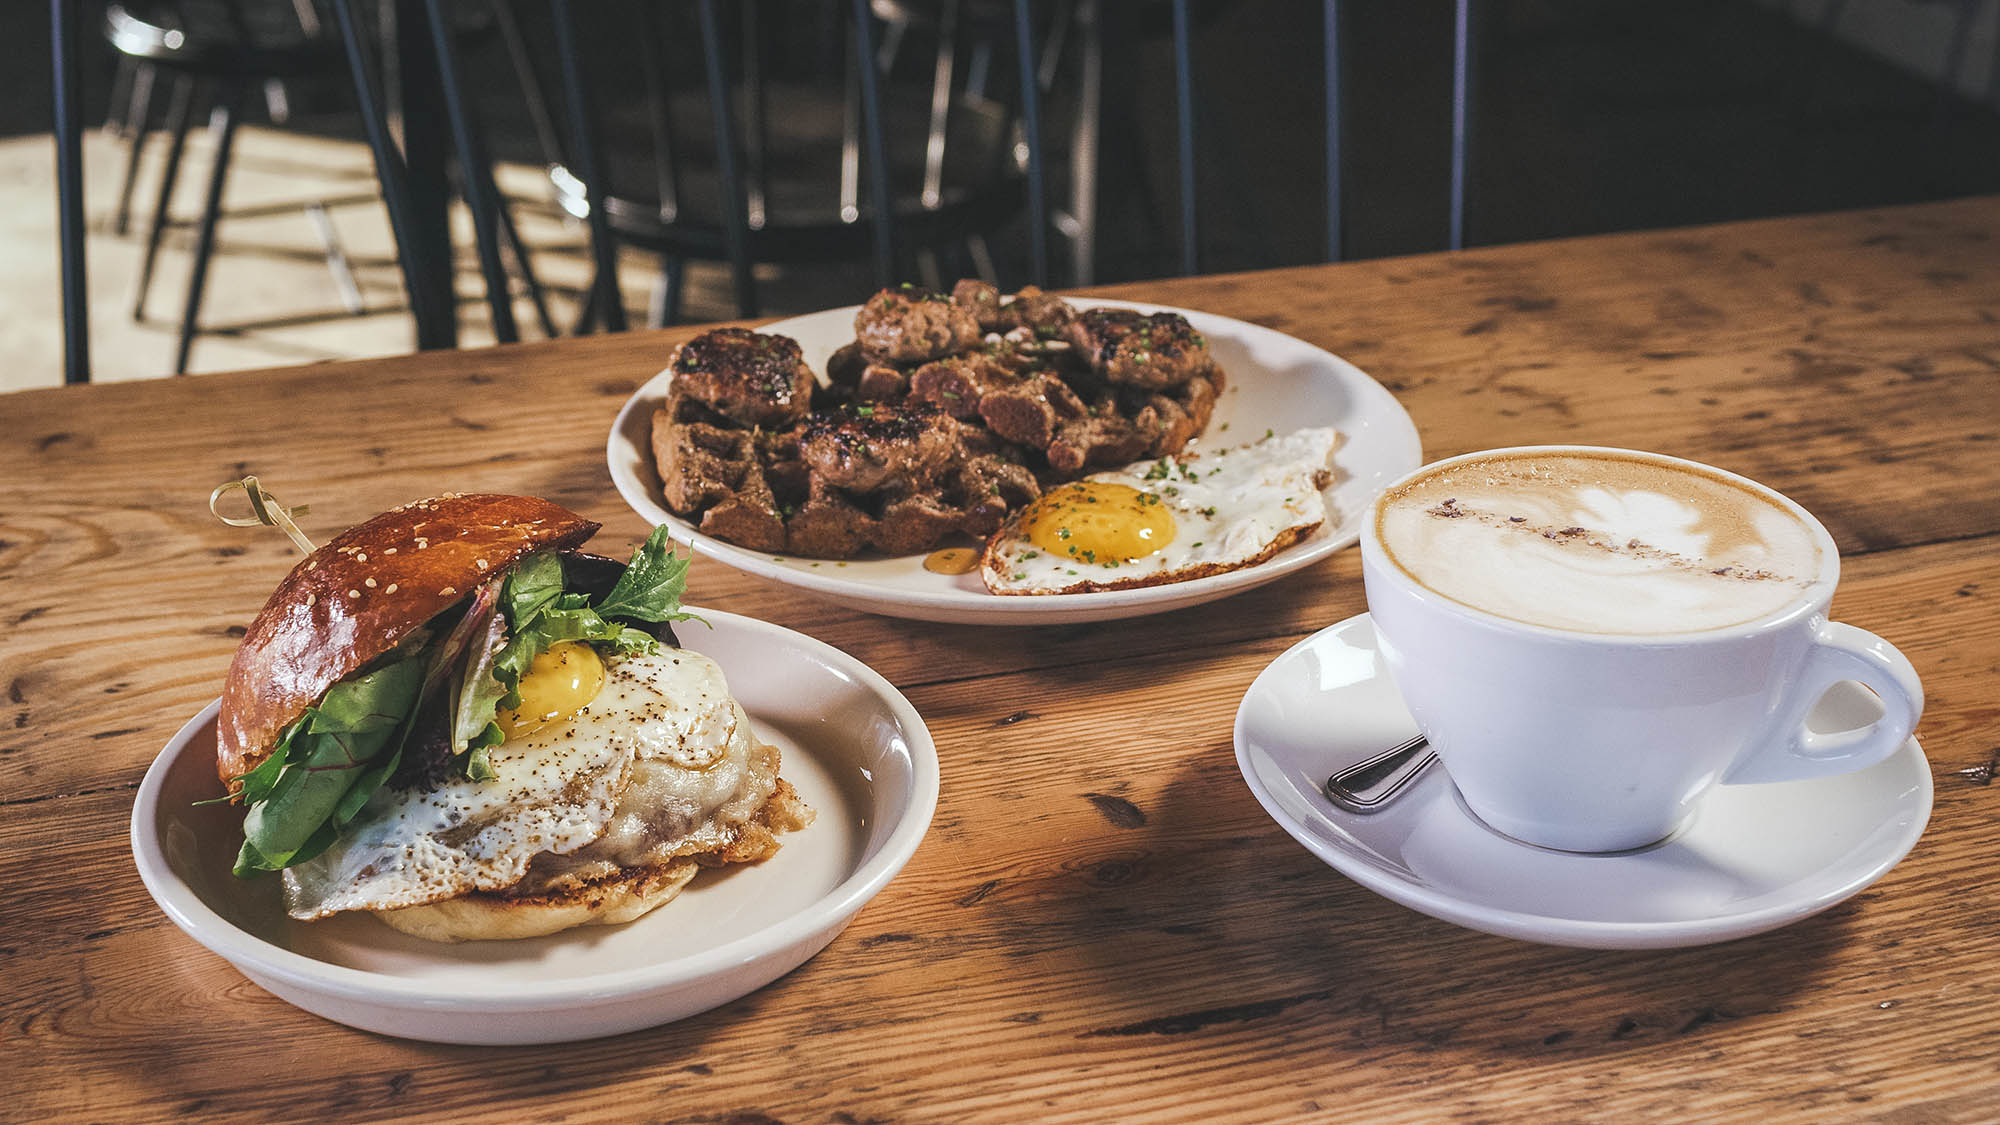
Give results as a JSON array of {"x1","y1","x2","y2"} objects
[{"x1": 1376, "y1": 452, "x2": 1823, "y2": 634}]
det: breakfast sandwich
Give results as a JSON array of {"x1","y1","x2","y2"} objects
[{"x1": 215, "y1": 492, "x2": 810, "y2": 942}]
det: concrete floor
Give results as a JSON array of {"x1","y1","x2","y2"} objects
[{"x1": 0, "y1": 122, "x2": 776, "y2": 390}]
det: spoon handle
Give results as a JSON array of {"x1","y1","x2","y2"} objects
[{"x1": 1324, "y1": 734, "x2": 1435, "y2": 813}]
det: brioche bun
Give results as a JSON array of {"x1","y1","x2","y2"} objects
[{"x1": 216, "y1": 494, "x2": 599, "y2": 789}]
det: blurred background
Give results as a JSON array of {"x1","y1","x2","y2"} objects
[{"x1": 15, "y1": 0, "x2": 2000, "y2": 390}]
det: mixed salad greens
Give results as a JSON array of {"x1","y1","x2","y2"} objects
[{"x1": 227, "y1": 527, "x2": 696, "y2": 878}]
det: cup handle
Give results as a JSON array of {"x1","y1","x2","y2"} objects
[{"x1": 1724, "y1": 622, "x2": 1924, "y2": 784}]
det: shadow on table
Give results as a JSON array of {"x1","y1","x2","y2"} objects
[{"x1": 1025, "y1": 744, "x2": 1855, "y2": 1058}]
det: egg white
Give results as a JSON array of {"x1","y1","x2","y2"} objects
[
  {"x1": 281, "y1": 649, "x2": 748, "y2": 921},
  {"x1": 981, "y1": 427, "x2": 1341, "y2": 595}
]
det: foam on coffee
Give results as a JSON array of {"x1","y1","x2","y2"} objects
[{"x1": 1376, "y1": 451, "x2": 1823, "y2": 634}]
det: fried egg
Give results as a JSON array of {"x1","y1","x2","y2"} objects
[
  {"x1": 980, "y1": 427, "x2": 1341, "y2": 595},
  {"x1": 281, "y1": 648, "x2": 766, "y2": 921}
]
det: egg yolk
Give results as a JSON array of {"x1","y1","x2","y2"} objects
[
  {"x1": 496, "y1": 641, "x2": 606, "y2": 742},
  {"x1": 1022, "y1": 481, "x2": 1176, "y2": 562}
]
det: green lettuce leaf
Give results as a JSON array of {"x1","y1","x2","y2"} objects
[
  {"x1": 232, "y1": 722, "x2": 295, "y2": 804},
  {"x1": 453, "y1": 615, "x2": 504, "y2": 748},
  {"x1": 231, "y1": 655, "x2": 424, "y2": 876},
  {"x1": 464, "y1": 739, "x2": 498, "y2": 781},
  {"x1": 501, "y1": 549, "x2": 566, "y2": 627},
  {"x1": 594, "y1": 526, "x2": 700, "y2": 624}
]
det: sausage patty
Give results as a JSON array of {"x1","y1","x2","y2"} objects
[{"x1": 670, "y1": 328, "x2": 817, "y2": 428}]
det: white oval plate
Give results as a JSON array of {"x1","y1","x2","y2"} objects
[
  {"x1": 131, "y1": 610, "x2": 939, "y2": 1044},
  {"x1": 608, "y1": 299, "x2": 1422, "y2": 624},
  {"x1": 1234, "y1": 613, "x2": 1933, "y2": 949}
]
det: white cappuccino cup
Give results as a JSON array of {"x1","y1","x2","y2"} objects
[{"x1": 1360, "y1": 446, "x2": 1923, "y2": 853}]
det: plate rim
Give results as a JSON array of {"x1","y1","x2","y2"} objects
[
  {"x1": 1233, "y1": 612, "x2": 1935, "y2": 949},
  {"x1": 129, "y1": 607, "x2": 940, "y2": 1008},
  {"x1": 606, "y1": 298, "x2": 1422, "y2": 622}
]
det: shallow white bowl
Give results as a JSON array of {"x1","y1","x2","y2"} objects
[
  {"x1": 608, "y1": 299, "x2": 1422, "y2": 624},
  {"x1": 131, "y1": 609, "x2": 938, "y2": 1044}
]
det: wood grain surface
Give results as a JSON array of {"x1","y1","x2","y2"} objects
[{"x1": 4, "y1": 198, "x2": 1998, "y2": 1124}]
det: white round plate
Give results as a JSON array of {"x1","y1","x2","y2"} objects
[
  {"x1": 608, "y1": 299, "x2": 1421, "y2": 624},
  {"x1": 1234, "y1": 613, "x2": 1933, "y2": 949},
  {"x1": 131, "y1": 610, "x2": 939, "y2": 1044}
]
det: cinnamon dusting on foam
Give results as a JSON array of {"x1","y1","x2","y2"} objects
[
  {"x1": 1377, "y1": 451, "x2": 1824, "y2": 635},
  {"x1": 1417, "y1": 496, "x2": 1788, "y2": 583}
]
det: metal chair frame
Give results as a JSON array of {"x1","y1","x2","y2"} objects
[
  {"x1": 104, "y1": 0, "x2": 413, "y2": 372},
  {"x1": 51, "y1": 0, "x2": 563, "y2": 382},
  {"x1": 541, "y1": 0, "x2": 1047, "y2": 330},
  {"x1": 1090, "y1": 0, "x2": 1463, "y2": 277},
  {"x1": 52, "y1": 0, "x2": 1482, "y2": 384},
  {"x1": 55, "y1": 0, "x2": 88, "y2": 385}
]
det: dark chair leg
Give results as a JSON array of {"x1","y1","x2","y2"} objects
[
  {"x1": 663, "y1": 254, "x2": 685, "y2": 325},
  {"x1": 133, "y1": 75, "x2": 195, "y2": 321},
  {"x1": 112, "y1": 62, "x2": 159, "y2": 236},
  {"x1": 1323, "y1": 0, "x2": 1342, "y2": 263},
  {"x1": 552, "y1": 0, "x2": 627, "y2": 331},
  {"x1": 174, "y1": 88, "x2": 244, "y2": 376},
  {"x1": 921, "y1": 0, "x2": 959, "y2": 213},
  {"x1": 1935, "y1": 0, "x2": 1980, "y2": 121},
  {"x1": 391, "y1": 0, "x2": 459, "y2": 348},
  {"x1": 425, "y1": 0, "x2": 518, "y2": 343},
  {"x1": 647, "y1": 252, "x2": 684, "y2": 329},
  {"x1": 489, "y1": 0, "x2": 567, "y2": 168},
  {"x1": 1448, "y1": 0, "x2": 1476, "y2": 251},
  {"x1": 741, "y1": 0, "x2": 769, "y2": 230},
  {"x1": 105, "y1": 55, "x2": 138, "y2": 138},
  {"x1": 495, "y1": 196, "x2": 558, "y2": 339},
  {"x1": 305, "y1": 201, "x2": 365, "y2": 315},
  {"x1": 332, "y1": 0, "x2": 454, "y2": 349},
  {"x1": 1013, "y1": 0, "x2": 1049, "y2": 284},
  {"x1": 966, "y1": 232, "x2": 997, "y2": 285},
  {"x1": 701, "y1": 0, "x2": 759, "y2": 316},
  {"x1": 54, "y1": 0, "x2": 89, "y2": 384},
  {"x1": 636, "y1": 1, "x2": 684, "y2": 225},
  {"x1": 852, "y1": 0, "x2": 895, "y2": 290},
  {"x1": 1989, "y1": 3, "x2": 2000, "y2": 105},
  {"x1": 1067, "y1": 0, "x2": 1100, "y2": 285},
  {"x1": 1168, "y1": 0, "x2": 1195, "y2": 276},
  {"x1": 572, "y1": 272, "x2": 599, "y2": 336}
]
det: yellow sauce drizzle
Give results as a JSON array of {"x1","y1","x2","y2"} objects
[{"x1": 924, "y1": 547, "x2": 981, "y2": 574}]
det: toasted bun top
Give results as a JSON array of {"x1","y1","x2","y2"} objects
[{"x1": 216, "y1": 494, "x2": 600, "y2": 787}]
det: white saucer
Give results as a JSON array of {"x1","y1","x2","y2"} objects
[
  {"x1": 607, "y1": 299, "x2": 1421, "y2": 624},
  {"x1": 131, "y1": 609, "x2": 939, "y2": 1044},
  {"x1": 1233, "y1": 613, "x2": 1932, "y2": 949}
]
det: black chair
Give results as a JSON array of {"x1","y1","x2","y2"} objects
[
  {"x1": 104, "y1": 1, "x2": 355, "y2": 374},
  {"x1": 97, "y1": 0, "x2": 557, "y2": 375},
  {"x1": 522, "y1": 0, "x2": 1050, "y2": 329},
  {"x1": 325, "y1": 0, "x2": 563, "y2": 352},
  {"x1": 1069, "y1": 0, "x2": 1469, "y2": 281}
]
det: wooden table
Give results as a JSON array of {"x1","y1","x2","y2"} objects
[{"x1": 6, "y1": 198, "x2": 1998, "y2": 1123}]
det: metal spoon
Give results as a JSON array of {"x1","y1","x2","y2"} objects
[{"x1": 1324, "y1": 734, "x2": 1436, "y2": 813}]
